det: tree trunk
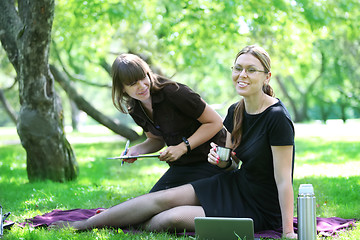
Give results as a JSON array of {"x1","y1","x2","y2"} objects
[
  {"x1": 0, "y1": 0, "x2": 78, "y2": 182},
  {"x1": 274, "y1": 75, "x2": 304, "y2": 122}
]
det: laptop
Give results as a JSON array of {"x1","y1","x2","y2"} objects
[{"x1": 194, "y1": 217, "x2": 259, "y2": 240}]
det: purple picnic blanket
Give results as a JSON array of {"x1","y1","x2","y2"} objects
[{"x1": 12, "y1": 208, "x2": 357, "y2": 239}]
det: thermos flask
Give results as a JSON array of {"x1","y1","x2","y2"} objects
[{"x1": 297, "y1": 184, "x2": 317, "y2": 240}]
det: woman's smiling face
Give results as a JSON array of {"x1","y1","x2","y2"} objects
[
  {"x1": 123, "y1": 75, "x2": 151, "y2": 102},
  {"x1": 232, "y1": 53, "x2": 270, "y2": 97}
]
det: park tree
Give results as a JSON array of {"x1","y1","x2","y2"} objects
[
  {"x1": 0, "y1": 0, "x2": 141, "y2": 182},
  {"x1": 0, "y1": 0, "x2": 78, "y2": 182}
]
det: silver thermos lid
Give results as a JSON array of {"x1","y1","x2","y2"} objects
[{"x1": 299, "y1": 184, "x2": 315, "y2": 196}]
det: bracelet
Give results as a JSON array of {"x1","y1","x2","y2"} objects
[
  {"x1": 182, "y1": 137, "x2": 191, "y2": 154},
  {"x1": 224, "y1": 157, "x2": 233, "y2": 169}
]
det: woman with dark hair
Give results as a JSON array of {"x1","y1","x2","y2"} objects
[
  {"x1": 111, "y1": 53, "x2": 227, "y2": 192},
  {"x1": 50, "y1": 46, "x2": 297, "y2": 239}
]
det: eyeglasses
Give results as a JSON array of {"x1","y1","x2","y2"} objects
[{"x1": 231, "y1": 65, "x2": 267, "y2": 75}]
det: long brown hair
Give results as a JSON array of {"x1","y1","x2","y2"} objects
[
  {"x1": 111, "y1": 53, "x2": 177, "y2": 113},
  {"x1": 232, "y1": 45, "x2": 274, "y2": 149}
]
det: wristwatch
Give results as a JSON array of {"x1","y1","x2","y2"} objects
[{"x1": 182, "y1": 137, "x2": 191, "y2": 154}]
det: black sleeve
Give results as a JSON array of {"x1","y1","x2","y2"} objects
[{"x1": 267, "y1": 106, "x2": 295, "y2": 146}]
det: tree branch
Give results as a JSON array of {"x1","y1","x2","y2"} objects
[
  {"x1": 0, "y1": 88, "x2": 18, "y2": 124},
  {"x1": 0, "y1": 0, "x2": 23, "y2": 71},
  {"x1": 307, "y1": 50, "x2": 326, "y2": 93},
  {"x1": 274, "y1": 75, "x2": 300, "y2": 121},
  {"x1": 52, "y1": 41, "x2": 111, "y2": 88},
  {"x1": 50, "y1": 64, "x2": 140, "y2": 141},
  {"x1": 100, "y1": 57, "x2": 112, "y2": 75}
]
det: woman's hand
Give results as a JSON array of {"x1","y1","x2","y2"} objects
[
  {"x1": 208, "y1": 142, "x2": 220, "y2": 165},
  {"x1": 121, "y1": 147, "x2": 138, "y2": 163},
  {"x1": 122, "y1": 132, "x2": 165, "y2": 164},
  {"x1": 208, "y1": 142, "x2": 238, "y2": 169},
  {"x1": 230, "y1": 151, "x2": 240, "y2": 164},
  {"x1": 208, "y1": 142, "x2": 230, "y2": 168},
  {"x1": 159, "y1": 143, "x2": 187, "y2": 162},
  {"x1": 283, "y1": 232, "x2": 297, "y2": 239}
]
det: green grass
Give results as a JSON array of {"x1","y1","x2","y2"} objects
[{"x1": 0, "y1": 125, "x2": 359, "y2": 239}]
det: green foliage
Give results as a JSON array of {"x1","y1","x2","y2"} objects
[
  {"x1": 50, "y1": 0, "x2": 360, "y2": 123},
  {"x1": 1, "y1": 0, "x2": 360, "y2": 125}
]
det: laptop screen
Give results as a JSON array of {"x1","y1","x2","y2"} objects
[{"x1": 194, "y1": 217, "x2": 256, "y2": 240}]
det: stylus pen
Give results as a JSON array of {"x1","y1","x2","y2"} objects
[{"x1": 121, "y1": 140, "x2": 130, "y2": 166}]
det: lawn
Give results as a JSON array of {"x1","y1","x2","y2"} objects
[{"x1": 0, "y1": 122, "x2": 359, "y2": 239}]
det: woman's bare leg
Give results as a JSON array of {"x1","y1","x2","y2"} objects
[
  {"x1": 144, "y1": 206, "x2": 205, "y2": 232},
  {"x1": 49, "y1": 184, "x2": 198, "y2": 230},
  {"x1": 143, "y1": 184, "x2": 204, "y2": 232}
]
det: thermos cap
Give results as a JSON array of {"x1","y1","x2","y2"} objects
[{"x1": 299, "y1": 184, "x2": 314, "y2": 195}]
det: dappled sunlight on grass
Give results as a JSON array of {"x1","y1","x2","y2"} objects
[
  {"x1": 294, "y1": 137, "x2": 360, "y2": 179},
  {"x1": 295, "y1": 137, "x2": 360, "y2": 164},
  {"x1": 0, "y1": 144, "x2": 28, "y2": 184},
  {"x1": 141, "y1": 165, "x2": 168, "y2": 175},
  {"x1": 1, "y1": 125, "x2": 359, "y2": 239},
  {"x1": 293, "y1": 175, "x2": 360, "y2": 219}
]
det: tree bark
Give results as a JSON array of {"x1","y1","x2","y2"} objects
[
  {"x1": 0, "y1": 0, "x2": 78, "y2": 182},
  {"x1": 50, "y1": 65, "x2": 140, "y2": 141},
  {"x1": 0, "y1": 89, "x2": 18, "y2": 124}
]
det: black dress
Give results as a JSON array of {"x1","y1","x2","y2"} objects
[
  {"x1": 191, "y1": 100, "x2": 295, "y2": 232},
  {"x1": 129, "y1": 79, "x2": 226, "y2": 192}
]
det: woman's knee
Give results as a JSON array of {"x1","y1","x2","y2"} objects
[
  {"x1": 153, "y1": 184, "x2": 197, "y2": 208},
  {"x1": 145, "y1": 206, "x2": 204, "y2": 232},
  {"x1": 145, "y1": 208, "x2": 184, "y2": 231}
]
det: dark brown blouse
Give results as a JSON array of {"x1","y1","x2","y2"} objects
[{"x1": 129, "y1": 82, "x2": 226, "y2": 166}]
